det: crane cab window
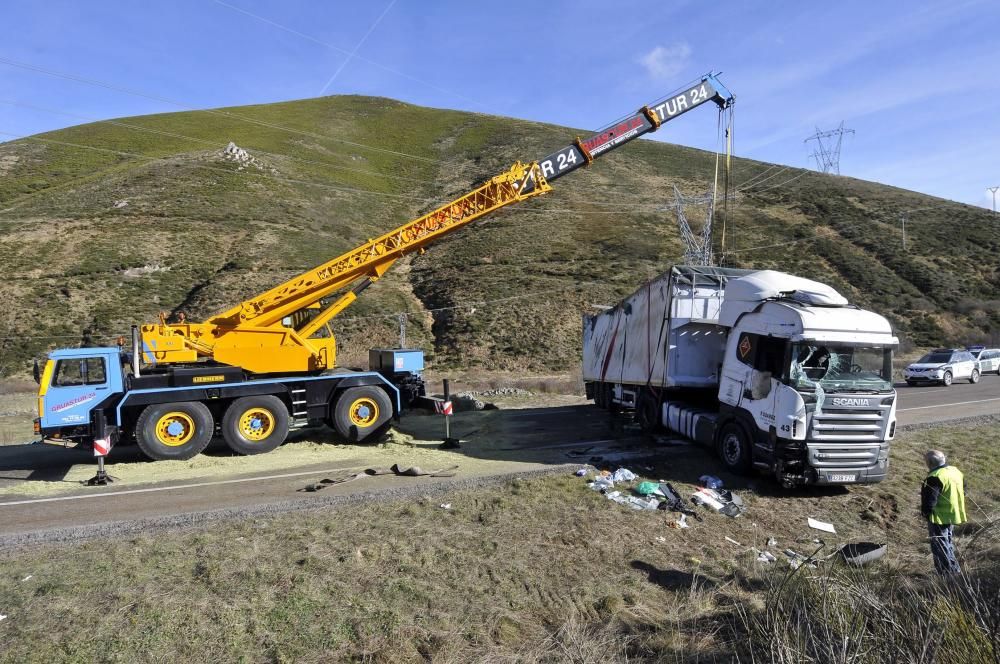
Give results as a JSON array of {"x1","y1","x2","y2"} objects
[{"x1": 53, "y1": 357, "x2": 107, "y2": 387}]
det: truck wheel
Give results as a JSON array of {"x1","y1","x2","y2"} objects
[
  {"x1": 969, "y1": 369, "x2": 980, "y2": 384},
  {"x1": 222, "y1": 395, "x2": 289, "y2": 455},
  {"x1": 942, "y1": 371, "x2": 953, "y2": 387},
  {"x1": 637, "y1": 392, "x2": 660, "y2": 433},
  {"x1": 332, "y1": 386, "x2": 392, "y2": 442},
  {"x1": 605, "y1": 384, "x2": 620, "y2": 415},
  {"x1": 717, "y1": 421, "x2": 752, "y2": 474},
  {"x1": 135, "y1": 402, "x2": 214, "y2": 461},
  {"x1": 594, "y1": 382, "x2": 606, "y2": 408}
]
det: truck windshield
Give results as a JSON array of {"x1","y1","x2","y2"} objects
[{"x1": 789, "y1": 343, "x2": 893, "y2": 392}]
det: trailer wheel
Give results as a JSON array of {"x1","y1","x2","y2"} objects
[
  {"x1": 136, "y1": 401, "x2": 214, "y2": 461},
  {"x1": 332, "y1": 386, "x2": 392, "y2": 442},
  {"x1": 637, "y1": 392, "x2": 660, "y2": 433},
  {"x1": 222, "y1": 395, "x2": 289, "y2": 455},
  {"x1": 717, "y1": 421, "x2": 752, "y2": 474}
]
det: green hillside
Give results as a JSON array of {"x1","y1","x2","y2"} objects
[{"x1": 1, "y1": 95, "x2": 998, "y2": 376}]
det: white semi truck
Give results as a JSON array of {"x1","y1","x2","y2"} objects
[{"x1": 583, "y1": 266, "x2": 899, "y2": 487}]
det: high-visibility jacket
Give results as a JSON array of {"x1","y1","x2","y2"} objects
[{"x1": 926, "y1": 465, "x2": 967, "y2": 526}]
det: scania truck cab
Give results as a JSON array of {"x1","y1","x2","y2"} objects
[{"x1": 583, "y1": 266, "x2": 899, "y2": 487}]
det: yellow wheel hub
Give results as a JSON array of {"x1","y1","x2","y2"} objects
[
  {"x1": 349, "y1": 398, "x2": 379, "y2": 427},
  {"x1": 238, "y1": 408, "x2": 275, "y2": 442},
  {"x1": 155, "y1": 411, "x2": 196, "y2": 447}
]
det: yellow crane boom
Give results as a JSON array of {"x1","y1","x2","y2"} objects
[
  {"x1": 141, "y1": 73, "x2": 734, "y2": 375},
  {"x1": 141, "y1": 161, "x2": 550, "y2": 373}
]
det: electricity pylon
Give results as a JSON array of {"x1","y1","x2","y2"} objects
[{"x1": 805, "y1": 122, "x2": 855, "y2": 175}]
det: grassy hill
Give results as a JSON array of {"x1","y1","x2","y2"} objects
[{"x1": 1, "y1": 95, "x2": 998, "y2": 376}]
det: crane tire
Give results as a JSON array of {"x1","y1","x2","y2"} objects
[
  {"x1": 332, "y1": 386, "x2": 393, "y2": 443},
  {"x1": 136, "y1": 401, "x2": 214, "y2": 461},
  {"x1": 222, "y1": 395, "x2": 289, "y2": 455}
]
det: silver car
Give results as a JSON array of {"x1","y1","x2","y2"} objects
[
  {"x1": 904, "y1": 349, "x2": 979, "y2": 386},
  {"x1": 970, "y1": 347, "x2": 1000, "y2": 375}
]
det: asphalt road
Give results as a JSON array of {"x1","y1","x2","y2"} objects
[{"x1": 1, "y1": 375, "x2": 997, "y2": 544}]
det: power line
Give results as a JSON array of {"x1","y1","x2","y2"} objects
[
  {"x1": 0, "y1": 130, "x2": 439, "y2": 203},
  {"x1": 317, "y1": 0, "x2": 397, "y2": 95},
  {"x1": 0, "y1": 98, "x2": 444, "y2": 187},
  {"x1": 210, "y1": 0, "x2": 490, "y2": 112},
  {"x1": 0, "y1": 55, "x2": 441, "y2": 165}
]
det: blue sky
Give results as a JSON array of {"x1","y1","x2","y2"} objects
[{"x1": 2, "y1": 0, "x2": 998, "y2": 207}]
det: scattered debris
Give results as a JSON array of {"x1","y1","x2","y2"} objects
[
  {"x1": 0, "y1": 614, "x2": 6, "y2": 622},
  {"x1": 655, "y1": 536, "x2": 667, "y2": 543},
  {"x1": 658, "y1": 483, "x2": 703, "y2": 521},
  {"x1": 365, "y1": 463, "x2": 459, "y2": 477},
  {"x1": 574, "y1": 468, "x2": 587, "y2": 477},
  {"x1": 692, "y1": 487, "x2": 744, "y2": 517},
  {"x1": 112, "y1": 199, "x2": 129, "y2": 209},
  {"x1": 757, "y1": 551, "x2": 777, "y2": 563},
  {"x1": 725, "y1": 536, "x2": 743, "y2": 547},
  {"x1": 22, "y1": 575, "x2": 32, "y2": 582},
  {"x1": 767, "y1": 537, "x2": 777, "y2": 547},
  {"x1": 840, "y1": 541, "x2": 887, "y2": 566},
  {"x1": 699, "y1": 474, "x2": 724, "y2": 490},
  {"x1": 784, "y1": 548, "x2": 819, "y2": 569},
  {"x1": 635, "y1": 481, "x2": 661, "y2": 496},
  {"x1": 439, "y1": 503, "x2": 452, "y2": 510},
  {"x1": 612, "y1": 468, "x2": 637, "y2": 483},
  {"x1": 808, "y1": 517, "x2": 837, "y2": 534}
]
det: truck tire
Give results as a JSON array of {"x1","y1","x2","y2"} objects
[
  {"x1": 969, "y1": 369, "x2": 980, "y2": 384},
  {"x1": 332, "y1": 386, "x2": 392, "y2": 443},
  {"x1": 717, "y1": 421, "x2": 752, "y2": 474},
  {"x1": 594, "y1": 382, "x2": 606, "y2": 408},
  {"x1": 637, "y1": 392, "x2": 660, "y2": 433},
  {"x1": 135, "y1": 401, "x2": 215, "y2": 461},
  {"x1": 221, "y1": 395, "x2": 289, "y2": 455}
]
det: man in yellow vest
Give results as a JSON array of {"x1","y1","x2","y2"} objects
[{"x1": 920, "y1": 450, "x2": 967, "y2": 575}]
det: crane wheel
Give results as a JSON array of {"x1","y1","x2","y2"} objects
[
  {"x1": 136, "y1": 401, "x2": 214, "y2": 461},
  {"x1": 332, "y1": 386, "x2": 392, "y2": 443},
  {"x1": 222, "y1": 395, "x2": 289, "y2": 455}
]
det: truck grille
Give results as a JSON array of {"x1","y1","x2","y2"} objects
[
  {"x1": 810, "y1": 399, "x2": 891, "y2": 443},
  {"x1": 808, "y1": 443, "x2": 881, "y2": 468}
]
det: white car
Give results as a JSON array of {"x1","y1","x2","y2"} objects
[
  {"x1": 904, "y1": 349, "x2": 979, "y2": 386},
  {"x1": 969, "y1": 347, "x2": 1000, "y2": 375}
]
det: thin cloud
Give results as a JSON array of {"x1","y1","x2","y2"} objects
[{"x1": 637, "y1": 43, "x2": 691, "y2": 80}]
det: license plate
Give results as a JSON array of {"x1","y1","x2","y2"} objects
[{"x1": 830, "y1": 474, "x2": 857, "y2": 483}]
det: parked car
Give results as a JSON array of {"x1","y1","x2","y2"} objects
[
  {"x1": 904, "y1": 349, "x2": 979, "y2": 386},
  {"x1": 968, "y1": 346, "x2": 1000, "y2": 374}
]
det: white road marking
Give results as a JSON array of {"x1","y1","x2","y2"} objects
[
  {"x1": 0, "y1": 464, "x2": 371, "y2": 507},
  {"x1": 897, "y1": 397, "x2": 1000, "y2": 412}
]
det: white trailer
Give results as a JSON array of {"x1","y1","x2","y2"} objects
[{"x1": 583, "y1": 266, "x2": 899, "y2": 487}]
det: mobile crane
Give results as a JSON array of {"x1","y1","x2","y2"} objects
[{"x1": 34, "y1": 73, "x2": 734, "y2": 464}]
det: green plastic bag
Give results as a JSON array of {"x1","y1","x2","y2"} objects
[{"x1": 636, "y1": 481, "x2": 660, "y2": 496}]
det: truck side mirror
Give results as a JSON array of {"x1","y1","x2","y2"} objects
[{"x1": 33, "y1": 358, "x2": 41, "y2": 384}]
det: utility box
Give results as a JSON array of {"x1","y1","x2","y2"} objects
[{"x1": 369, "y1": 349, "x2": 424, "y2": 374}]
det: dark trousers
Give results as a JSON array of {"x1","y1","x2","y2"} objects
[{"x1": 928, "y1": 522, "x2": 961, "y2": 575}]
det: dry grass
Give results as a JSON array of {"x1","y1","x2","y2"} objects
[{"x1": 0, "y1": 420, "x2": 997, "y2": 661}]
